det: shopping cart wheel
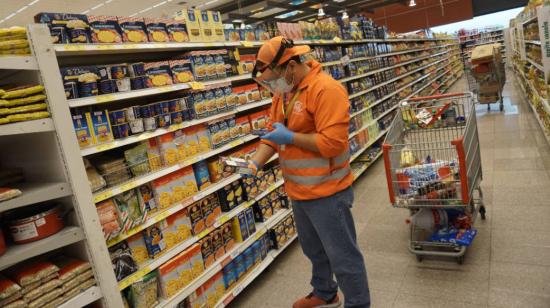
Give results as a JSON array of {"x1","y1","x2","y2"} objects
[
  {"x1": 457, "y1": 256, "x2": 464, "y2": 265},
  {"x1": 416, "y1": 255, "x2": 423, "y2": 262},
  {"x1": 479, "y1": 205, "x2": 487, "y2": 220}
]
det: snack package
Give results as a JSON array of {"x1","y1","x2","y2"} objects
[
  {"x1": 145, "y1": 61, "x2": 173, "y2": 87},
  {"x1": 236, "y1": 116, "x2": 251, "y2": 137},
  {"x1": 169, "y1": 59, "x2": 194, "y2": 84},
  {"x1": 113, "y1": 189, "x2": 143, "y2": 231},
  {"x1": 144, "y1": 18, "x2": 169, "y2": 42},
  {"x1": 166, "y1": 20, "x2": 189, "y2": 42},
  {"x1": 248, "y1": 110, "x2": 268, "y2": 131},
  {"x1": 137, "y1": 183, "x2": 157, "y2": 213},
  {"x1": 23, "y1": 278, "x2": 61, "y2": 302},
  {"x1": 237, "y1": 54, "x2": 256, "y2": 75},
  {"x1": 157, "y1": 133, "x2": 178, "y2": 166},
  {"x1": 0, "y1": 275, "x2": 20, "y2": 301},
  {"x1": 71, "y1": 112, "x2": 93, "y2": 148},
  {"x1": 143, "y1": 223, "x2": 167, "y2": 258},
  {"x1": 86, "y1": 110, "x2": 114, "y2": 144},
  {"x1": 128, "y1": 271, "x2": 159, "y2": 308},
  {"x1": 108, "y1": 241, "x2": 138, "y2": 281},
  {"x1": 124, "y1": 143, "x2": 150, "y2": 177},
  {"x1": 127, "y1": 233, "x2": 149, "y2": 265},
  {"x1": 118, "y1": 17, "x2": 148, "y2": 43},
  {"x1": 96, "y1": 199, "x2": 122, "y2": 239},
  {"x1": 152, "y1": 174, "x2": 173, "y2": 209},
  {"x1": 233, "y1": 85, "x2": 249, "y2": 107},
  {"x1": 0, "y1": 85, "x2": 44, "y2": 100},
  {"x1": 89, "y1": 15, "x2": 122, "y2": 43}
]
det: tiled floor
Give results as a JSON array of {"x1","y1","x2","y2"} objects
[{"x1": 229, "y1": 72, "x2": 550, "y2": 308}]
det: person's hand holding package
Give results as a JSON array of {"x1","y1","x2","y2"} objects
[
  {"x1": 261, "y1": 123, "x2": 294, "y2": 145},
  {"x1": 223, "y1": 157, "x2": 259, "y2": 177}
]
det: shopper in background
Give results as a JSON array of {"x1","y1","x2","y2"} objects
[{"x1": 249, "y1": 36, "x2": 370, "y2": 308}]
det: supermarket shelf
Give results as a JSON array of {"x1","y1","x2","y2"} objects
[
  {"x1": 0, "y1": 182, "x2": 73, "y2": 213},
  {"x1": 157, "y1": 208, "x2": 292, "y2": 308},
  {"x1": 0, "y1": 226, "x2": 85, "y2": 271},
  {"x1": 524, "y1": 40, "x2": 541, "y2": 45},
  {"x1": 58, "y1": 286, "x2": 103, "y2": 308},
  {"x1": 67, "y1": 74, "x2": 252, "y2": 108},
  {"x1": 459, "y1": 29, "x2": 504, "y2": 38},
  {"x1": 410, "y1": 68, "x2": 451, "y2": 98},
  {"x1": 0, "y1": 118, "x2": 55, "y2": 136},
  {"x1": 352, "y1": 151, "x2": 383, "y2": 180},
  {"x1": 514, "y1": 72, "x2": 550, "y2": 146},
  {"x1": 517, "y1": 70, "x2": 550, "y2": 115},
  {"x1": 81, "y1": 99, "x2": 271, "y2": 156},
  {"x1": 350, "y1": 128, "x2": 389, "y2": 162},
  {"x1": 0, "y1": 55, "x2": 38, "y2": 70},
  {"x1": 118, "y1": 181, "x2": 285, "y2": 290},
  {"x1": 522, "y1": 15, "x2": 538, "y2": 25},
  {"x1": 349, "y1": 104, "x2": 397, "y2": 139},
  {"x1": 216, "y1": 234, "x2": 298, "y2": 308},
  {"x1": 93, "y1": 134, "x2": 258, "y2": 203},
  {"x1": 526, "y1": 57, "x2": 544, "y2": 72}
]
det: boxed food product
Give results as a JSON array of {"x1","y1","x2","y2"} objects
[
  {"x1": 174, "y1": 8, "x2": 202, "y2": 42},
  {"x1": 35, "y1": 13, "x2": 91, "y2": 44},
  {"x1": 108, "y1": 241, "x2": 138, "y2": 281},
  {"x1": 190, "y1": 91, "x2": 206, "y2": 118},
  {"x1": 234, "y1": 254, "x2": 246, "y2": 279},
  {"x1": 176, "y1": 252, "x2": 193, "y2": 287},
  {"x1": 211, "y1": 228, "x2": 225, "y2": 260},
  {"x1": 284, "y1": 214, "x2": 296, "y2": 238},
  {"x1": 207, "y1": 121, "x2": 222, "y2": 149},
  {"x1": 166, "y1": 20, "x2": 189, "y2": 42},
  {"x1": 199, "y1": 234, "x2": 215, "y2": 268},
  {"x1": 145, "y1": 61, "x2": 173, "y2": 88},
  {"x1": 173, "y1": 129, "x2": 187, "y2": 162},
  {"x1": 146, "y1": 138, "x2": 163, "y2": 171},
  {"x1": 127, "y1": 232, "x2": 149, "y2": 266},
  {"x1": 169, "y1": 59, "x2": 194, "y2": 84},
  {"x1": 96, "y1": 199, "x2": 121, "y2": 239},
  {"x1": 188, "y1": 200, "x2": 205, "y2": 235},
  {"x1": 143, "y1": 223, "x2": 167, "y2": 258},
  {"x1": 236, "y1": 116, "x2": 251, "y2": 137},
  {"x1": 253, "y1": 197, "x2": 273, "y2": 222},
  {"x1": 86, "y1": 110, "x2": 114, "y2": 144},
  {"x1": 221, "y1": 221, "x2": 235, "y2": 251},
  {"x1": 232, "y1": 211, "x2": 249, "y2": 242},
  {"x1": 88, "y1": 15, "x2": 122, "y2": 43},
  {"x1": 214, "y1": 51, "x2": 227, "y2": 78},
  {"x1": 245, "y1": 84, "x2": 261, "y2": 102},
  {"x1": 137, "y1": 183, "x2": 157, "y2": 214},
  {"x1": 157, "y1": 133, "x2": 178, "y2": 166},
  {"x1": 188, "y1": 243, "x2": 205, "y2": 278},
  {"x1": 72, "y1": 112, "x2": 93, "y2": 148},
  {"x1": 209, "y1": 11, "x2": 224, "y2": 41},
  {"x1": 192, "y1": 160, "x2": 211, "y2": 191},
  {"x1": 158, "y1": 257, "x2": 181, "y2": 298},
  {"x1": 204, "y1": 52, "x2": 218, "y2": 81},
  {"x1": 248, "y1": 110, "x2": 268, "y2": 131},
  {"x1": 195, "y1": 125, "x2": 212, "y2": 153},
  {"x1": 179, "y1": 166, "x2": 199, "y2": 199},
  {"x1": 242, "y1": 175, "x2": 259, "y2": 199},
  {"x1": 243, "y1": 246, "x2": 254, "y2": 271},
  {"x1": 174, "y1": 208, "x2": 193, "y2": 242},
  {"x1": 113, "y1": 189, "x2": 143, "y2": 232},
  {"x1": 198, "y1": 10, "x2": 214, "y2": 42},
  {"x1": 224, "y1": 84, "x2": 237, "y2": 110},
  {"x1": 182, "y1": 127, "x2": 200, "y2": 157},
  {"x1": 233, "y1": 85, "x2": 249, "y2": 106},
  {"x1": 206, "y1": 157, "x2": 223, "y2": 183},
  {"x1": 144, "y1": 18, "x2": 169, "y2": 42},
  {"x1": 269, "y1": 220, "x2": 287, "y2": 249},
  {"x1": 187, "y1": 51, "x2": 206, "y2": 82},
  {"x1": 218, "y1": 119, "x2": 230, "y2": 145},
  {"x1": 118, "y1": 16, "x2": 148, "y2": 43},
  {"x1": 217, "y1": 182, "x2": 237, "y2": 212},
  {"x1": 203, "y1": 88, "x2": 217, "y2": 116},
  {"x1": 187, "y1": 287, "x2": 206, "y2": 308},
  {"x1": 233, "y1": 180, "x2": 245, "y2": 203},
  {"x1": 244, "y1": 207, "x2": 256, "y2": 235},
  {"x1": 237, "y1": 54, "x2": 256, "y2": 75},
  {"x1": 222, "y1": 261, "x2": 236, "y2": 289},
  {"x1": 251, "y1": 241, "x2": 262, "y2": 265},
  {"x1": 128, "y1": 271, "x2": 158, "y2": 308},
  {"x1": 200, "y1": 194, "x2": 221, "y2": 227},
  {"x1": 124, "y1": 143, "x2": 150, "y2": 177},
  {"x1": 214, "y1": 86, "x2": 226, "y2": 113}
]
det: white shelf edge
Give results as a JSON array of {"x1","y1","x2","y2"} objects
[
  {"x1": 81, "y1": 99, "x2": 271, "y2": 156},
  {"x1": 352, "y1": 152, "x2": 383, "y2": 180},
  {"x1": 0, "y1": 118, "x2": 55, "y2": 136},
  {"x1": 0, "y1": 55, "x2": 38, "y2": 70},
  {"x1": 58, "y1": 286, "x2": 102, "y2": 308},
  {"x1": 350, "y1": 128, "x2": 389, "y2": 162},
  {"x1": 0, "y1": 226, "x2": 85, "y2": 271},
  {"x1": 0, "y1": 182, "x2": 73, "y2": 213},
  {"x1": 526, "y1": 57, "x2": 545, "y2": 72}
]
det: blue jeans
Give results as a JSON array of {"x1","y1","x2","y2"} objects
[{"x1": 292, "y1": 187, "x2": 370, "y2": 308}]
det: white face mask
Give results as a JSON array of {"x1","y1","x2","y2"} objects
[{"x1": 269, "y1": 66, "x2": 294, "y2": 94}]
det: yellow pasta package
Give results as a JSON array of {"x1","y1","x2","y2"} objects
[
  {"x1": 1, "y1": 85, "x2": 44, "y2": 100},
  {"x1": 176, "y1": 252, "x2": 193, "y2": 288},
  {"x1": 183, "y1": 127, "x2": 200, "y2": 158},
  {"x1": 180, "y1": 166, "x2": 199, "y2": 199},
  {"x1": 89, "y1": 15, "x2": 123, "y2": 43},
  {"x1": 0, "y1": 94, "x2": 47, "y2": 108},
  {"x1": 158, "y1": 258, "x2": 182, "y2": 298},
  {"x1": 145, "y1": 139, "x2": 163, "y2": 171},
  {"x1": 127, "y1": 233, "x2": 150, "y2": 266},
  {"x1": 187, "y1": 243, "x2": 205, "y2": 278},
  {"x1": 158, "y1": 133, "x2": 178, "y2": 166},
  {"x1": 152, "y1": 174, "x2": 173, "y2": 210},
  {"x1": 195, "y1": 125, "x2": 212, "y2": 153}
]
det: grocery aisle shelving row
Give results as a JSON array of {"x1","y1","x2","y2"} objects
[
  {"x1": 0, "y1": 118, "x2": 55, "y2": 136},
  {"x1": 352, "y1": 152, "x2": 383, "y2": 180},
  {"x1": 0, "y1": 55, "x2": 38, "y2": 70},
  {"x1": 58, "y1": 286, "x2": 103, "y2": 308},
  {"x1": 0, "y1": 182, "x2": 72, "y2": 213}
]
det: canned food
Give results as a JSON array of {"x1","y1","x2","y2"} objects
[
  {"x1": 129, "y1": 119, "x2": 144, "y2": 134},
  {"x1": 140, "y1": 105, "x2": 152, "y2": 118},
  {"x1": 129, "y1": 62, "x2": 145, "y2": 77},
  {"x1": 97, "y1": 66, "x2": 111, "y2": 80},
  {"x1": 78, "y1": 81, "x2": 98, "y2": 97},
  {"x1": 130, "y1": 77, "x2": 145, "y2": 90},
  {"x1": 143, "y1": 117, "x2": 157, "y2": 131},
  {"x1": 99, "y1": 79, "x2": 117, "y2": 94},
  {"x1": 126, "y1": 106, "x2": 140, "y2": 121},
  {"x1": 64, "y1": 82, "x2": 78, "y2": 99},
  {"x1": 159, "y1": 101, "x2": 170, "y2": 114},
  {"x1": 112, "y1": 123, "x2": 130, "y2": 139},
  {"x1": 110, "y1": 64, "x2": 128, "y2": 79},
  {"x1": 157, "y1": 114, "x2": 171, "y2": 128},
  {"x1": 170, "y1": 111, "x2": 183, "y2": 124},
  {"x1": 109, "y1": 109, "x2": 127, "y2": 125},
  {"x1": 115, "y1": 78, "x2": 131, "y2": 92}
]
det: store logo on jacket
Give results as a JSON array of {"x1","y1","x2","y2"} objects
[{"x1": 293, "y1": 100, "x2": 304, "y2": 114}]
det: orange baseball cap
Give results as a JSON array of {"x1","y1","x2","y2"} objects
[{"x1": 255, "y1": 36, "x2": 311, "y2": 69}]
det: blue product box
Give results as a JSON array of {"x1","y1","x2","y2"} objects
[
  {"x1": 222, "y1": 261, "x2": 237, "y2": 288},
  {"x1": 244, "y1": 207, "x2": 256, "y2": 235},
  {"x1": 243, "y1": 247, "x2": 254, "y2": 271},
  {"x1": 192, "y1": 160, "x2": 211, "y2": 191}
]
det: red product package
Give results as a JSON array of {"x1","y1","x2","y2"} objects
[
  {"x1": 50, "y1": 256, "x2": 91, "y2": 283},
  {"x1": 5, "y1": 260, "x2": 59, "y2": 287},
  {"x1": 0, "y1": 274, "x2": 20, "y2": 301}
]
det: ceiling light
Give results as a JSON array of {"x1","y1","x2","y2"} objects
[
  {"x1": 342, "y1": 11, "x2": 349, "y2": 19},
  {"x1": 232, "y1": 19, "x2": 243, "y2": 23},
  {"x1": 409, "y1": 0, "x2": 416, "y2": 6},
  {"x1": 318, "y1": 8, "x2": 325, "y2": 17},
  {"x1": 241, "y1": 22, "x2": 246, "y2": 29}
]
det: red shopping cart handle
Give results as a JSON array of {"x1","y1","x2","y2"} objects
[{"x1": 407, "y1": 92, "x2": 470, "y2": 101}]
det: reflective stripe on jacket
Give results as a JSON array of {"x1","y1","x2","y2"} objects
[{"x1": 261, "y1": 60, "x2": 353, "y2": 200}]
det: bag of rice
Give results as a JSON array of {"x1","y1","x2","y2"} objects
[
  {"x1": 50, "y1": 256, "x2": 90, "y2": 283},
  {"x1": 5, "y1": 261, "x2": 58, "y2": 287},
  {"x1": 0, "y1": 275, "x2": 20, "y2": 300}
]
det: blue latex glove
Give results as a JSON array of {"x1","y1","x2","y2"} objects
[{"x1": 262, "y1": 122, "x2": 295, "y2": 145}]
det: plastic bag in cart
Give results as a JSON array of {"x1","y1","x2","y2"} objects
[{"x1": 430, "y1": 227, "x2": 477, "y2": 246}]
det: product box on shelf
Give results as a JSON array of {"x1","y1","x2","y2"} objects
[
  {"x1": 127, "y1": 232, "x2": 149, "y2": 266},
  {"x1": 118, "y1": 16, "x2": 148, "y2": 43},
  {"x1": 163, "y1": 208, "x2": 192, "y2": 248},
  {"x1": 199, "y1": 233, "x2": 215, "y2": 268},
  {"x1": 35, "y1": 12, "x2": 91, "y2": 44},
  {"x1": 96, "y1": 199, "x2": 122, "y2": 240},
  {"x1": 158, "y1": 257, "x2": 181, "y2": 298},
  {"x1": 237, "y1": 54, "x2": 256, "y2": 75},
  {"x1": 200, "y1": 193, "x2": 222, "y2": 227},
  {"x1": 217, "y1": 182, "x2": 236, "y2": 212},
  {"x1": 269, "y1": 219, "x2": 288, "y2": 249},
  {"x1": 169, "y1": 59, "x2": 195, "y2": 84},
  {"x1": 188, "y1": 200, "x2": 205, "y2": 235},
  {"x1": 193, "y1": 160, "x2": 212, "y2": 191},
  {"x1": 244, "y1": 207, "x2": 256, "y2": 235},
  {"x1": 195, "y1": 125, "x2": 212, "y2": 153},
  {"x1": 253, "y1": 197, "x2": 273, "y2": 222},
  {"x1": 144, "y1": 61, "x2": 173, "y2": 87},
  {"x1": 198, "y1": 10, "x2": 214, "y2": 42},
  {"x1": 72, "y1": 112, "x2": 93, "y2": 148},
  {"x1": 158, "y1": 133, "x2": 178, "y2": 166},
  {"x1": 188, "y1": 243, "x2": 205, "y2": 278},
  {"x1": 211, "y1": 228, "x2": 225, "y2": 260},
  {"x1": 232, "y1": 211, "x2": 249, "y2": 242},
  {"x1": 176, "y1": 251, "x2": 193, "y2": 287},
  {"x1": 174, "y1": 8, "x2": 203, "y2": 42},
  {"x1": 187, "y1": 285, "x2": 207, "y2": 308},
  {"x1": 144, "y1": 18, "x2": 170, "y2": 43},
  {"x1": 143, "y1": 223, "x2": 167, "y2": 258},
  {"x1": 152, "y1": 174, "x2": 173, "y2": 210},
  {"x1": 166, "y1": 19, "x2": 189, "y2": 43},
  {"x1": 88, "y1": 15, "x2": 122, "y2": 43},
  {"x1": 209, "y1": 11, "x2": 225, "y2": 42}
]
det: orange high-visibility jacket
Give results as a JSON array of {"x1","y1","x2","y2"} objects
[{"x1": 262, "y1": 60, "x2": 353, "y2": 201}]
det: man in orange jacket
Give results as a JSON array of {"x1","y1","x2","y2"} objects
[{"x1": 249, "y1": 36, "x2": 371, "y2": 308}]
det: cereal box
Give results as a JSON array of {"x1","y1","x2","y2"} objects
[
  {"x1": 221, "y1": 221, "x2": 235, "y2": 252},
  {"x1": 199, "y1": 234, "x2": 215, "y2": 268},
  {"x1": 157, "y1": 133, "x2": 178, "y2": 166},
  {"x1": 188, "y1": 243, "x2": 205, "y2": 278},
  {"x1": 188, "y1": 200, "x2": 205, "y2": 235},
  {"x1": 72, "y1": 112, "x2": 93, "y2": 148},
  {"x1": 176, "y1": 252, "x2": 193, "y2": 288},
  {"x1": 144, "y1": 18, "x2": 170, "y2": 42},
  {"x1": 193, "y1": 160, "x2": 211, "y2": 190},
  {"x1": 166, "y1": 20, "x2": 189, "y2": 42},
  {"x1": 183, "y1": 127, "x2": 200, "y2": 158},
  {"x1": 145, "y1": 139, "x2": 163, "y2": 171},
  {"x1": 201, "y1": 194, "x2": 222, "y2": 227},
  {"x1": 118, "y1": 16, "x2": 148, "y2": 43},
  {"x1": 143, "y1": 223, "x2": 167, "y2": 258},
  {"x1": 195, "y1": 125, "x2": 212, "y2": 153},
  {"x1": 158, "y1": 257, "x2": 181, "y2": 298},
  {"x1": 198, "y1": 10, "x2": 214, "y2": 42},
  {"x1": 174, "y1": 8, "x2": 202, "y2": 42},
  {"x1": 88, "y1": 15, "x2": 122, "y2": 43},
  {"x1": 232, "y1": 212, "x2": 249, "y2": 242},
  {"x1": 211, "y1": 228, "x2": 225, "y2": 260},
  {"x1": 169, "y1": 59, "x2": 194, "y2": 84},
  {"x1": 86, "y1": 110, "x2": 114, "y2": 144},
  {"x1": 127, "y1": 233, "x2": 149, "y2": 266},
  {"x1": 152, "y1": 174, "x2": 173, "y2": 209},
  {"x1": 137, "y1": 183, "x2": 157, "y2": 214},
  {"x1": 144, "y1": 61, "x2": 173, "y2": 87}
]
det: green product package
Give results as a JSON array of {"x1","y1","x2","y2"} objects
[
  {"x1": 124, "y1": 143, "x2": 150, "y2": 177},
  {"x1": 128, "y1": 271, "x2": 159, "y2": 308}
]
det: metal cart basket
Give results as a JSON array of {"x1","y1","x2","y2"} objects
[{"x1": 382, "y1": 92, "x2": 486, "y2": 264}]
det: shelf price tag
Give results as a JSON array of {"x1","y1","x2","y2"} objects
[
  {"x1": 95, "y1": 142, "x2": 116, "y2": 152},
  {"x1": 94, "y1": 190, "x2": 113, "y2": 203},
  {"x1": 241, "y1": 41, "x2": 254, "y2": 47},
  {"x1": 97, "y1": 44, "x2": 116, "y2": 50},
  {"x1": 233, "y1": 284, "x2": 244, "y2": 296},
  {"x1": 96, "y1": 94, "x2": 115, "y2": 103},
  {"x1": 198, "y1": 228, "x2": 210, "y2": 239},
  {"x1": 254, "y1": 229, "x2": 266, "y2": 240},
  {"x1": 189, "y1": 81, "x2": 205, "y2": 90},
  {"x1": 120, "y1": 181, "x2": 138, "y2": 193},
  {"x1": 333, "y1": 37, "x2": 342, "y2": 43},
  {"x1": 319, "y1": 39, "x2": 328, "y2": 44}
]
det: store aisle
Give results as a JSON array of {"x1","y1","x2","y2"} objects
[{"x1": 229, "y1": 72, "x2": 550, "y2": 308}]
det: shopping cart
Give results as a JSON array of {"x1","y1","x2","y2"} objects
[{"x1": 382, "y1": 92, "x2": 486, "y2": 264}]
